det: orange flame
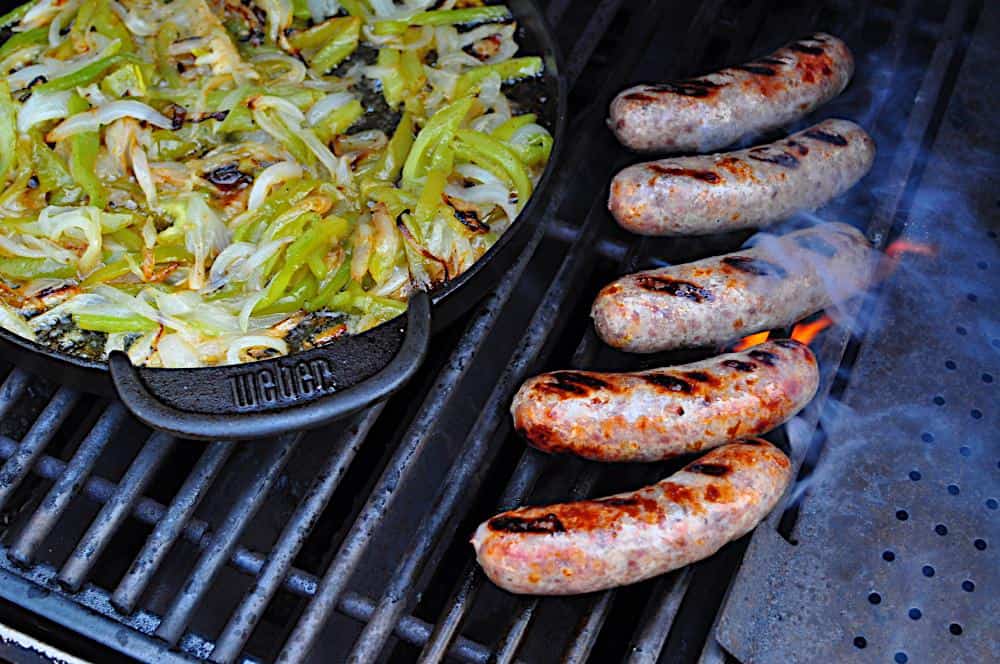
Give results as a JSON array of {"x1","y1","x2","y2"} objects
[
  {"x1": 791, "y1": 315, "x2": 834, "y2": 346},
  {"x1": 731, "y1": 331, "x2": 771, "y2": 351},
  {"x1": 885, "y1": 240, "x2": 936, "y2": 259}
]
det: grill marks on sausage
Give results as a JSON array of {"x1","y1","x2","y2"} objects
[
  {"x1": 686, "y1": 463, "x2": 732, "y2": 476},
  {"x1": 748, "y1": 350, "x2": 778, "y2": 366},
  {"x1": 794, "y1": 234, "x2": 838, "y2": 257},
  {"x1": 756, "y1": 57, "x2": 788, "y2": 66},
  {"x1": 721, "y1": 256, "x2": 789, "y2": 278},
  {"x1": 642, "y1": 374, "x2": 694, "y2": 393},
  {"x1": 539, "y1": 371, "x2": 611, "y2": 397},
  {"x1": 647, "y1": 164, "x2": 722, "y2": 184},
  {"x1": 634, "y1": 276, "x2": 714, "y2": 302},
  {"x1": 489, "y1": 513, "x2": 565, "y2": 534},
  {"x1": 789, "y1": 42, "x2": 824, "y2": 55},
  {"x1": 722, "y1": 359, "x2": 756, "y2": 372},
  {"x1": 804, "y1": 128, "x2": 848, "y2": 146},
  {"x1": 646, "y1": 79, "x2": 722, "y2": 98},
  {"x1": 747, "y1": 148, "x2": 800, "y2": 168},
  {"x1": 733, "y1": 64, "x2": 777, "y2": 76},
  {"x1": 774, "y1": 339, "x2": 804, "y2": 350},
  {"x1": 785, "y1": 139, "x2": 810, "y2": 156}
]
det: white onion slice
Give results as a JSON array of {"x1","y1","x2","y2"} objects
[
  {"x1": 306, "y1": 92, "x2": 354, "y2": 127},
  {"x1": 248, "y1": 161, "x2": 303, "y2": 211},
  {"x1": 157, "y1": 333, "x2": 202, "y2": 368},
  {"x1": 253, "y1": 95, "x2": 306, "y2": 123},
  {"x1": 130, "y1": 143, "x2": 157, "y2": 207},
  {"x1": 17, "y1": 90, "x2": 71, "y2": 133},
  {"x1": 307, "y1": 0, "x2": 341, "y2": 23},
  {"x1": 0, "y1": 301, "x2": 34, "y2": 341},
  {"x1": 47, "y1": 101, "x2": 174, "y2": 141}
]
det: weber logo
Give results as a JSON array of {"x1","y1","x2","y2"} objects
[{"x1": 228, "y1": 359, "x2": 337, "y2": 409}]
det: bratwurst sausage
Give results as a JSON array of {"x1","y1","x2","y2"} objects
[
  {"x1": 609, "y1": 33, "x2": 854, "y2": 153},
  {"x1": 512, "y1": 340, "x2": 817, "y2": 463},
  {"x1": 591, "y1": 223, "x2": 873, "y2": 353},
  {"x1": 472, "y1": 439, "x2": 791, "y2": 595},
  {"x1": 609, "y1": 119, "x2": 875, "y2": 236}
]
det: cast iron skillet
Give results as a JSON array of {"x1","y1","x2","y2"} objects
[{"x1": 0, "y1": 0, "x2": 566, "y2": 440}]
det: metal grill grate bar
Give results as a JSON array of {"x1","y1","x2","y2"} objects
[
  {"x1": 112, "y1": 440, "x2": 235, "y2": 615},
  {"x1": 155, "y1": 435, "x2": 300, "y2": 645},
  {"x1": 209, "y1": 406, "x2": 384, "y2": 663},
  {"x1": 7, "y1": 403, "x2": 128, "y2": 568},
  {"x1": 57, "y1": 432, "x2": 176, "y2": 593},
  {"x1": 0, "y1": 387, "x2": 79, "y2": 511},
  {"x1": 0, "y1": 369, "x2": 31, "y2": 421},
  {"x1": 626, "y1": 569, "x2": 694, "y2": 664}
]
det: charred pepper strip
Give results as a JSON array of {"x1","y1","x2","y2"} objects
[
  {"x1": 373, "y1": 6, "x2": 512, "y2": 35},
  {"x1": 67, "y1": 94, "x2": 107, "y2": 209}
]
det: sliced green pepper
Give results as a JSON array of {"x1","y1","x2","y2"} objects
[
  {"x1": 92, "y1": 0, "x2": 136, "y2": 52},
  {"x1": 454, "y1": 56, "x2": 543, "y2": 98},
  {"x1": 314, "y1": 99, "x2": 364, "y2": 143},
  {"x1": 256, "y1": 216, "x2": 336, "y2": 311},
  {"x1": 413, "y1": 169, "x2": 448, "y2": 237},
  {"x1": 34, "y1": 47, "x2": 146, "y2": 95},
  {"x1": 30, "y1": 132, "x2": 79, "y2": 204},
  {"x1": 376, "y1": 48, "x2": 405, "y2": 108},
  {"x1": 374, "y1": 6, "x2": 511, "y2": 35},
  {"x1": 155, "y1": 23, "x2": 182, "y2": 87},
  {"x1": 338, "y1": 0, "x2": 370, "y2": 18},
  {"x1": 375, "y1": 112, "x2": 415, "y2": 183},
  {"x1": 492, "y1": 113, "x2": 537, "y2": 141},
  {"x1": 0, "y1": 1, "x2": 35, "y2": 28},
  {"x1": 402, "y1": 96, "x2": 473, "y2": 189},
  {"x1": 82, "y1": 245, "x2": 191, "y2": 286},
  {"x1": 310, "y1": 16, "x2": 361, "y2": 74},
  {"x1": 454, "y1": 129, "x2": 532, "y2": 209},
  {"x1": 0, "y1": 27, "x2": 46, "y2": 64},
  {"x1": 67, "y1": 94, "x2": 108, "y2": 209},
  {"x1": 0, "y1": 257, "x2": 76, "y2": 279},
  {"x1": 0, "y1": 79, "x2": 15, "y2": 184},
  {"x1": 74, "y1": 312, "x2": 158, "y2": 333},
  {"x1": 306, "y1": 257, "x2": 351, "y2": 311},
  {"x1": 232, "y1": 180, "x2": 315, "y2": 243}
]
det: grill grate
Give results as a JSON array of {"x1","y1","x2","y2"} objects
[{"x1": 0, "y1": 1, "x2": 993, "y2": 663}]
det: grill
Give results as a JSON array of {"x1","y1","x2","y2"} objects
[{"x1": 0, "y1": 1, "x2": 995, "y2": 662}]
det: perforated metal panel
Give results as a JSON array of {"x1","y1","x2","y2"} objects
[{"x1": 716, "y1": 3, "x2": 999, "y2": 661}]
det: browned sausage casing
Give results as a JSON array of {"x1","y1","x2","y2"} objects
[
  {"x1": 512, "y1": 340, "x2": 817, "y2": 463},
  {"x1": 609, "y1": 33, "x2": 854, "y2": 153},
  {"x1": 591, "y1": 223, "x2": 873, "y2": 353},
  {"x1": 609, "y1": 119, "x2": 876, "y2": 236},
  {"x1": 472, "y1": 440, "x2": 792, "y2": 595}
]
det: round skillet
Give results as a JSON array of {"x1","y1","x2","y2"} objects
[{"x1": 0, "y1": 0, "x2": 567, "y2": 440}]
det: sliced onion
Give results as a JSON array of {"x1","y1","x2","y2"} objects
[
  {"x1": 351, "y1": 221, "x2": 373, "y2": 282},
  {"x1": 306, "y1": 92, "x2": 355, "y2": 127},
  {"x1": 225, "y1": 335, "x2": 288, "y2": 364},
  {"x1": 238, "y1": 291, "x2": 267, "y2": 331},
  {"x1": 0, "y1": 234, "x2": 77, "y2": 263},
  {"x1": 253, "y1": 95, "x2": 306, "y2": 123},
  {"x1": 248, "y1": 161, "x2": 303, "y2": 211},
  {"x1": 0, "y1": 300, "x2": 34, "y2": 341},
  {"x1": 108, "y1": 1, "x2": 159, "y2": 36},
  {"x1": 48, "y1": 0, "x2": 82, "y2": 47},
  {"x1": 252, "y1": 51, "x2": 307, "y2": 84},
  {"x1": 300, "y1": 127, "x2": 351, "y2": 183},
  {"x1": 17, "y1": 90, "x2": 71, "y2": 133},
  {"x1": 130, "y1": 143, "x2": 157, "y2": 207},
  {"x1": 157, "y1": 333, "x2": 202, "y2": 368},
  {"x1": 47, "y1": 101, "x2": 174, "y2": 142},
  {"x1": 307, "y1": 0, "x2": 341, "y2": 23},
  {"x1": 445, "y1": 182, "x2": 518, "y2": 223}
]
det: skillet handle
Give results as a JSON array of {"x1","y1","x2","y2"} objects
[{"x1": 108, "y1": 292, "x2": 431, "y2": 440}]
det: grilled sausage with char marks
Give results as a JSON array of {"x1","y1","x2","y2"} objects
[
  {"x1": 610, "y1": 33, "x2": 854, "y2": 153},
  {"x1": 591, "y1": 223, "x2": 873, "y2": 353},
  {"x1": 609, "y1": 119, "x2": 875, "y2": 236},
  {"x1": 472, "y1": 439, "x2": 792, "y2": 595},
  {"x1": 512, "y1": 340, "x2": 817, "y2": 462}
]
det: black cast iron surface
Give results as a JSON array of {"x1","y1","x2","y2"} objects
[{"x1": 0, "y1": 1, "x2": 994, "y2": 663}]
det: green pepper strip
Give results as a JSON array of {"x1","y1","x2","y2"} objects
[
  {"x1": 289, "y1": 15, "x2": 353, "y2": 50},
  {"x1": 66, "y1": 1, "x2": 98, "y2": 52},
  {"x1": 454, "y1": 129, "x2": 532, "y2": 208},
  {"x1": 0, "y1": 26, "x2": 46, "y2": 63},
  {"x1": 0, "y1": 80, "x2": 15, "y2": 184},
  {"x1": 67, "y1": 94, "x2": 108, "y2": 209},
  {"x1": 74, "y1": 312, "x2": 158, "y2": 333},
  {"x1": 454, "y1": 56, "x2": 543, "y2": 98},
  {"x1": 375, "y1": 112, "x2": 415, "y2": 183},
  {"x1": 306, "y1": 256, "x2": 351, "y2": 311},
  {"x1": 492, "y1": 113, "x2": 536, "y2": 141},
  {"x1": 255, "y1": 270, "x2": 319, "y2": 316},
  {"x1": 402, "y1": 96, "x2": 473, "y2": 189},
  {"x1": 374, "y1": 6, "x2": 512, "y2": 36},
  {"x1": 413, "y1": 170, "x2": 448, "y2": 239},
  {"x1": 311, "y1": 16, "x2": 361, "y2": 73},
  {"x1": 232, "y1": 180, "x2": 315, "y2": 243},
  {"x1": 92, "y1": 0, "x2": 135, "y2": 52},
  {"x1": 255, "y1": 216, "x2": 335, "y2": 312},
  {"x1": 364, "y1": 184, "x2": 416, "y2": 220},
  {"x1": 82, "y1": 246, "x2": 191, "y2": 287},
  {"x1": 376, "y1": 48, "x2": 405, "y2": 108},
  {"x1": 252, "y1": 109, "x2": 315, "y2": 168},
  {"x1": 30, "y1": 133, "x2": 77, "y2": 204},
  {"x1": 0, "y1": 257, "x2": 76, "y2": 279},
  {"x1": 315, "y1": 99, "x2": 364, "y2": 143},
  {"x1": 155, "y1": 23, "x2": 182, "y2": 87},
  {"x1": 338, "y1": 0, "x2": 370, "y2": 19},
  {"x1": 0, "y1": 1, "x2": 35, "y2": 28},
  {"x1": 34, "y1": 50, "x2": 146, "y2": 95}
]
